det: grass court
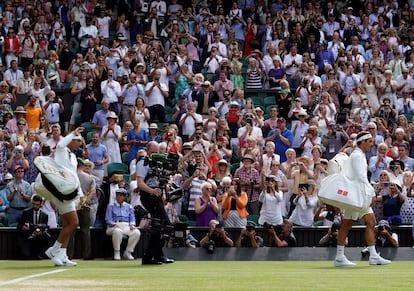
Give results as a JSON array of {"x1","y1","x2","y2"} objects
[{"x1": 0, "y1": 260, "x2": 413, "y2": 290}]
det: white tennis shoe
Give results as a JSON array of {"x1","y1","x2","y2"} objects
[
  {"x1": 334, "y1": 256, "x2": 356, "y2": 267},
  {"x1": 45, "y1": 247, "x2": 63, "y2": 266},
  {"x1": 369, "y1": 255, "x2": 391, "y2": 265}
]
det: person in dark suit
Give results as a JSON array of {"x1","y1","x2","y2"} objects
[
  {"x1": 17, "y1": 195, "x2": 51, "y2": 259},
  {"x1": 65, "y1": 12, "x2": 81, "y2": 51},
  {"x1": 192, "y1": 81, "x2": 218, "y2": 115}
]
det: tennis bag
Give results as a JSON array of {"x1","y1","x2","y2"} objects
[
  {"x1": 318, "y1": 173, "x2": 372, "y2": 212},
  {"x1": 34, "y1": 156, "x2": 79, "y2": 203},
  {"x1": 327, "y1": 152, "x2": 350, "y2": 175}
]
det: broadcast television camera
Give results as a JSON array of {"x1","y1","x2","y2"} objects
[
  {"x1": 134, "y1": 205, "x2": 188, "y2": 246},
  {"x1": 143, "y1": 153, "x2": 183, "y2": 202}
]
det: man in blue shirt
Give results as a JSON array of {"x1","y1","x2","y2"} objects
[
  {"x1": 86, "y1": 132, "x2": 109, "y2": 187},
  {"x1": 265, "y1": 117, "x2": 293, "y2": 163},
  {"x1": 105, "y1": 188, "x2": 140, "y2": 260}
]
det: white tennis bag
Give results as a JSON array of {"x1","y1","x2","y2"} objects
[
  {"x1": 318, "y1": 173, "x2": 372, "y2": 212},
  {"x1": 34, "y1": 156, "x2": 80, "y2": 203},
  {"x1": 319, "y1": 152, "x2": 372, "y2": 212}
]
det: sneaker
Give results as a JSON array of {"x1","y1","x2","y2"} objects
[
  {"x1": 60, "y1": 253, "x2": 77, "y2": 267},
  {"x1": 123, "y1": 251, "x2": 135, "y2": 260},
  {"x1": 45, "y1": 247, "x2": 63, "y2": 266},
  {"x1": 334, "y1": 256, "x2": 356, "y2": 267},
  {"x1": 114, "y1": 251, "x2": 121, "y2": 261},
  {"x1": 369, "y1": 255, "x2": 391, "y2": 265}
]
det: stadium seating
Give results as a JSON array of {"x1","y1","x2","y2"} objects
[{"x1": 107, "y1": 162, "x2": 129, "y2": 177}]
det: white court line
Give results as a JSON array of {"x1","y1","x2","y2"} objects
[{"x1": 0, "y1": 269, "x2": 67, "y2": 286}]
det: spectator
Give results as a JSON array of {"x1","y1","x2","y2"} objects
[
  {"x1": 400, "y1": 171, "x2": 414, "y2": 225},
  {"x1": 289, "y1": 181, "x2": 319, "y2": 227},
  {"x1": 16, "y1": 194, "x2": 50, "y2": 259},
  {"x1": 145, "y1": 69, "x2": 169, "y2": 123},
  {"x1": 69, "y1": 70, "x2": 87, "y2": 131},
  {"x1": 194, "y1": 182, "x2": 218, "y2": 227},
  {"x1": 266, "y1": 117, "x2": 293, "y2": 163},
  {"x1": 375, "y1": 180, "x2": 405, "y2": 226},
  {"x1": 319, "y1": 222, "x2": 342, "y2": 247},
  {"x1": 91, "y1": 99, "x2": 111, "y2": 136},
  {"x1": 5, "y1": 165, "x2": 33, "y2": 225},
  {"x1": 0, "y1": 81, "x2": 15, "y2": 121},
  {"x1": 105, "y1": 188, "x2": 141, "y2": 261},
  {"x1": 258, "y1": 175, "x2": 283, "y2": 226},
  {"x1": 44, "y1": 91, "x2": 64, "y2": 126},
  {"x1": 127, "y1": 118, "x2": 149, "y2": 165},
  {"x1": 101, "y1": 69, "x2": 122, "y2": 115},
  {"x1": 85, "y1": 131, "x2": 109, "y2": 188},
  {"x1": 0, "y1": 173, "x2": 13, "y2": 224},
  {"x1": 100, "y1": 112, "x2": 122, "y2": 165},
  {"x1": 222, "y1": 178, "x2": 249, "y2": 227},
  {"x1": 80, "y1": 77, "x2": 98, "y2": 123}
]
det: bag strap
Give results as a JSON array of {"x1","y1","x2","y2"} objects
[{"x1": 40, "y1": 173, "x2": 78, "y2": 202}]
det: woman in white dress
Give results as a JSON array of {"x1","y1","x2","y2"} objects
[
  {"x1": 258, "y1": 175, "x2": 283, "y2": 226},
  {"x1": 362, "y1": 71, "x2": 380, "y2": 112},
  {"x1": 101, "y1": 112, "x2": 122, "y2": 164},
  {"x1": 289, "y1": 181, "x2": 319, "y2": 227}
]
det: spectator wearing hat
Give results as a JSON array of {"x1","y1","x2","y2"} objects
[
  {"x1": 102, "y1": 111, "x2": 122, "y2": 165},
  {"x1": 48, "y1": 72, "x2": 64, "y2": 89},
  {"x1": 265, "y1": 117, "x2": 293, "y2": 163},
  {"x1": 193, "y1": 80, "x2": 218, "y2": 115},
  {"x1": 5, "y1": 165, "x2": 33, "y2": 225},
  {"x1": 105, "y1": 188, "x2": 141, "y2": 261},
  {"x1": 78, "y1": 17, "x2": 98, "y2": 55},
  {"x1": 233, "y1": 154, "x2": 261, "y2": 215},
  {"x1": 147, "y1": 123, "x2": 162, "y2": 142}
]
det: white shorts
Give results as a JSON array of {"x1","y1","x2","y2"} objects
[
  {"x1": 48, "y1": 194, "x2": 78, "y2": 215},
  {"x1": 343, "y1": 206, "x2": 373, "y2": 221}
]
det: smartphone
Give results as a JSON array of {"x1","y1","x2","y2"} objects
[
  {"x1": 383, "y1": 182, "x2": 390, "y2": 187},
  {"x1": 299, "y1": 183, "x2": 309, "y2": 190}
]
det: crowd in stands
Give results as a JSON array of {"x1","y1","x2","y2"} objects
[{"x1": 1, "y1": 0, "x2": 414, "y2": 257}]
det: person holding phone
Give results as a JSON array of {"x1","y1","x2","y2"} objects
[{"x1": 289, "y1": 181, "x2": 318, "y2": 227}]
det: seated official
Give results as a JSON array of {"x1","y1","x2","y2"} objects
[
  {"x1": 199, "y1": 219, "x2": 234, "y2": 253},
  {"x1": 16, "y1": 195, "x2": 51, "y2": 259},
  {"x1": 235, "y1": 225, "x2": 264, "y2": 248},
  {"x1": 105, "y1": 188, "x2": 141, "y2": 260},
  {"x1": 266, "y1": 219, "x2": 296, "y2": 247}
]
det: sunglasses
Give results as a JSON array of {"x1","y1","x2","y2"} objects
[
  {"x1": 204, "y1": 188, "x2": 212, "y2": 191},
  {"x1": 35, "y1": 82, "x2": 41, "y2": 85},
  {"x1": 15, "y1": 170, "x2": 25, "y2": 173},
  {"x1": 18, "y1": 123, "x2": 26, "y2": 126}
]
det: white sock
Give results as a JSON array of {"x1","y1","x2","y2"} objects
[
  {"x1": 368, "y1": 246, "x2": 378, "y2": 258},
  {"x1": 51, "y1": 241, "x2": 62, "y2": 252},
  {"x1": 336, "y1": 245, "x2": 345, "y2": 258}
]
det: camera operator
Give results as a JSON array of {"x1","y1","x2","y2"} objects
[
  {"x1": 267, "y1": 219, "x2": 296, "y2": 247},
  {"x1": 137, "y1": 141, "x2": 174, "y2": 265},
  {"x1": 17, "y1": 194, "x2": 50, "y2": 259},
  {"x1": 235, "y1": 225, "x2": 264, "y2": 248},
  {"x1": 319, "y1": 222, "x2": 342, "y2": 247},
  {"x1": 200, "y1": 219, "x2": 234, "y2": 253},
  {"x1": 361, "y1": 220, "x2": 399, "y2": 257}
]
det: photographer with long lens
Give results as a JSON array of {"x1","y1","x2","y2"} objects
[
  {"x1": 200, "y1": 219, "x2": 233, "y2": 253},
  {"x1": 17, "y1": 194, "x2": 50, "y2": 259},
  {"x1": 137, "y1": 141, "x2": 174, "y2": 265},
  {"x1": 361, "y1": 220, "x2": 399, "y2": 257}
]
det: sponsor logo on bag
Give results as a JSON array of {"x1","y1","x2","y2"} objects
[{"x1": 337, "y1": 189, "x2": 348, "y2": 196}]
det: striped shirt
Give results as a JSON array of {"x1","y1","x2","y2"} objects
[{"x1": 188, "y1": 178, "x2": 204, "y2": 211}]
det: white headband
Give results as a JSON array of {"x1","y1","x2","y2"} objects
[{"x1": 355, "y1": 133, "x2": 372, "y2": 144}]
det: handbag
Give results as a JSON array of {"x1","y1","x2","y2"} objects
[{"x1": 318, "y1": 173, "x2": 371, "y2": 212}]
